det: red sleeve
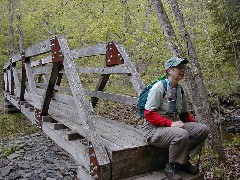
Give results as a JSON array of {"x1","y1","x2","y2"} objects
[
  {"x1": 179, "y1": 112, "x2": 196, "y2": 122},
  {"x1": 144, "y1": 110, "x2": 172, "y2": 127}
]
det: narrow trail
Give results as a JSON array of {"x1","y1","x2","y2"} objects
[{"x1": 0, "y1": 132, "x2": 78, "y2": 180}]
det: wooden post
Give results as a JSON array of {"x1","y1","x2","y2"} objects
[
  {"x1": 91, "y1": 74, "x2": 110, "y2": 108},
  {"x1": 7, "y1": 66, "x2": 15, "y2": 95},
  {"x1": 12, "y1": 62, "x2": 21, "y2": 97},
  {"x1": 20, "y1": 51, "x2": 26, "y2": 101}
]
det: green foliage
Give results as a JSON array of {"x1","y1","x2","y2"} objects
[
  {"x1": 200, "y1": 134, "x2": 240, "y2": 179},
  {"x1": 0, "y1": 144, "x2": 19, "y2": 157},
  {"x1": 0, "y1": 0, "x2": 239, "y2": 96},
  {"x1": 0, "y1": 0, "x2": 10, "y2": 63},
  {"x1": 223, "y1": 133, "x2": 240, "y2": 147},
  {"x1": 0, "y1": 113, "x2": 39, "y2": 138},
  {"x1": 207, "y1": 0, "x2": 240, "y2": 65}
]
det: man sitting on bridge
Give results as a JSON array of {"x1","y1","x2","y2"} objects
[{"x1": 142, "y1": 57, "x2": 209, "y2": 180}]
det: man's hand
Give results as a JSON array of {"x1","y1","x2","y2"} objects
[{"x1": 171, "y1": 121, "x2": 184, "y2": 128}]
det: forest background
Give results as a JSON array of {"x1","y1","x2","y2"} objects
[{"x1": 0, "y1": 0, "x2": 239, "y2": 179}]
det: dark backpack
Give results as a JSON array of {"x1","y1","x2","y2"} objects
[{"x1": 137, "y1": 75, "x2": 184, "y2": 118}]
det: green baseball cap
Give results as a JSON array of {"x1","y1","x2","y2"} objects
[{"x1": 164, "y1": 57, "x2": 189, "y2": 70}]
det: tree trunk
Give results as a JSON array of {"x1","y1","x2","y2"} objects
[
  {"x1": 168, "y1": 0, "x2": 226, "y2": 160},
  {"x1": 15, "y1": 0, "x2": 24, "y2": 52},
  {"x1": 151, "y1": 0, "x2": 226, "y2": 161},
  {"x1": 168, "y1": 0, "x2": 210, "y2": 120},
  {"x1": 8, "y1": 0, "x2": 14, "y2": 57}
]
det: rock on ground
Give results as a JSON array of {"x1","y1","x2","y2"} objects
[{"x1": 0, "y1": 132, "x2": 78, "y2": 180}]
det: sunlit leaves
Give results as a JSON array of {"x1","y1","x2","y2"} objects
[{"x1": 0, "y1": 0, "x2": 238, "y2": 94}]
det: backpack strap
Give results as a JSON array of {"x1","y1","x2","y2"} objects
[
  {"x1": 161, "y1": 79, "x2": 167, "y2": 97},
  {"x1": 179, "y1": 85, "x2": 184, "y2": 96},
  {"x1": 161, "y1": 79, "x2": 184, "y2": 98}
]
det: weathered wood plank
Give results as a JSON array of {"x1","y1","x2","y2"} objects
[
  {"x1": 7, "y1": 69, "x2": 14, "y2": 95},
  {"x1": 41, "y1": 55, "x2": 52, "y2": 65},
  {"x1": 30, "y1": 55, "x2": 52, "y2": 67},
  {"x1": 3, "y1": 98, "x2": 13, "y2": 106},
  {"x1": 95, "y1": 115, "x2": 144, "y2": 136},
  {"x1": 58, "y1": 35, "x2": 110, "y2": 168},
  {"x1": 54, "y1": 87, "x2": 137, "y2": 107},
  {"x1": 49, "y1": 102, "x2": 82, "y2": 127},
  {"x1": 25, "y1": 82, "x2": 45, "y2": 96},
  {"x1": 25, "y1": 38, "x2": 52, "y2": 58},
  {"x1": 30, "y1": 59, "x2": 42, "y2": 67},
  {"x1": 86, "y1": 90, "x2": 138, "y2": 106},
  {"x1": 48, "y1": 103, "x2": 125, "y2": 151},
  {"x1": 32, "y1": 65, "x2": 53, "y2": 74},
  {"x1": 71, "y1": 43, "x2": 106, "y2": 59},
  {"x1": 3, "y1": 92, "x2": 20, "y2": 109},
  {"x1": 110, "y1": 147, "x2": 168, "y2": 179},
  {"x1": 76, "y1": 65, "x2": 130, "y2": 75},
  {"x1": 20, "y1": 104, "x2": 36, "y2": 124},
  {"x1": 49, "y1": 101, "x2": 146, "y2": 146},
  {"x1": 49, "y1": 100, "x2": 139, "y2": 135},
  {"x1": 54, "y1": 85, "x2": 72, "y2": 94},
  {"x1": 114, "y1": 42, "x2": 145, "y2": 95},
  {"x1": 3, "y1": 72, "x2": 9, "y2": 92},
  {"x1": 11, "y1": 53, "x2": 22, "y2": 63},
  {"x1": 48, "y1": 108, "x2": 126, "y2": 152},
  {"x1": 42, "y1": 122, "x2": 90, "y2": 170},
  {"x1": 94, "y1": 117, "x2": 146, "y2": 144},
  {"x1": 36, "y1": 83, "x2": 46, "y2": 88},
  {"x1": 77, "y1": 166, "x2": 94, "y2": 180},
  {"x1": 52, "y1": 92, "x2": 75, "y2": 106},
  {"x1": 4, "y1": 62, "x2": 11, "y2": 70},
  {"x1": 12, "y1": 65, "x2": 21, "y2": 97},
  {"x1": 24, "y1": 91, "x2": 43, "y2": 107},
  {"x1": 25, "y1": 60, "x2": 42, "y2": 109}
]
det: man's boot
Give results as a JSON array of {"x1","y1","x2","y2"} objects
[{"x1": 165, "y1": 162, "x2": 182, "y2": 180}]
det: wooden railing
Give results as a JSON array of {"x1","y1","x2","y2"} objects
[{"x1": 3, "y1": 35, "x2": 167, "y2": 179}]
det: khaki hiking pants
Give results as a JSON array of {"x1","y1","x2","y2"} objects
[{"x1": 148, "y1": 122, "x2": 209, "y2": 164}]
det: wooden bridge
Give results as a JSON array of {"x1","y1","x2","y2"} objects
[{"x1": 3, "y1": 35, "x2": 199, "y2": 180}]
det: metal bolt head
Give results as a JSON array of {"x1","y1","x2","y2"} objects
[{"x1": 93, "y1": 175, "x2": 98, "y2": 179}]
